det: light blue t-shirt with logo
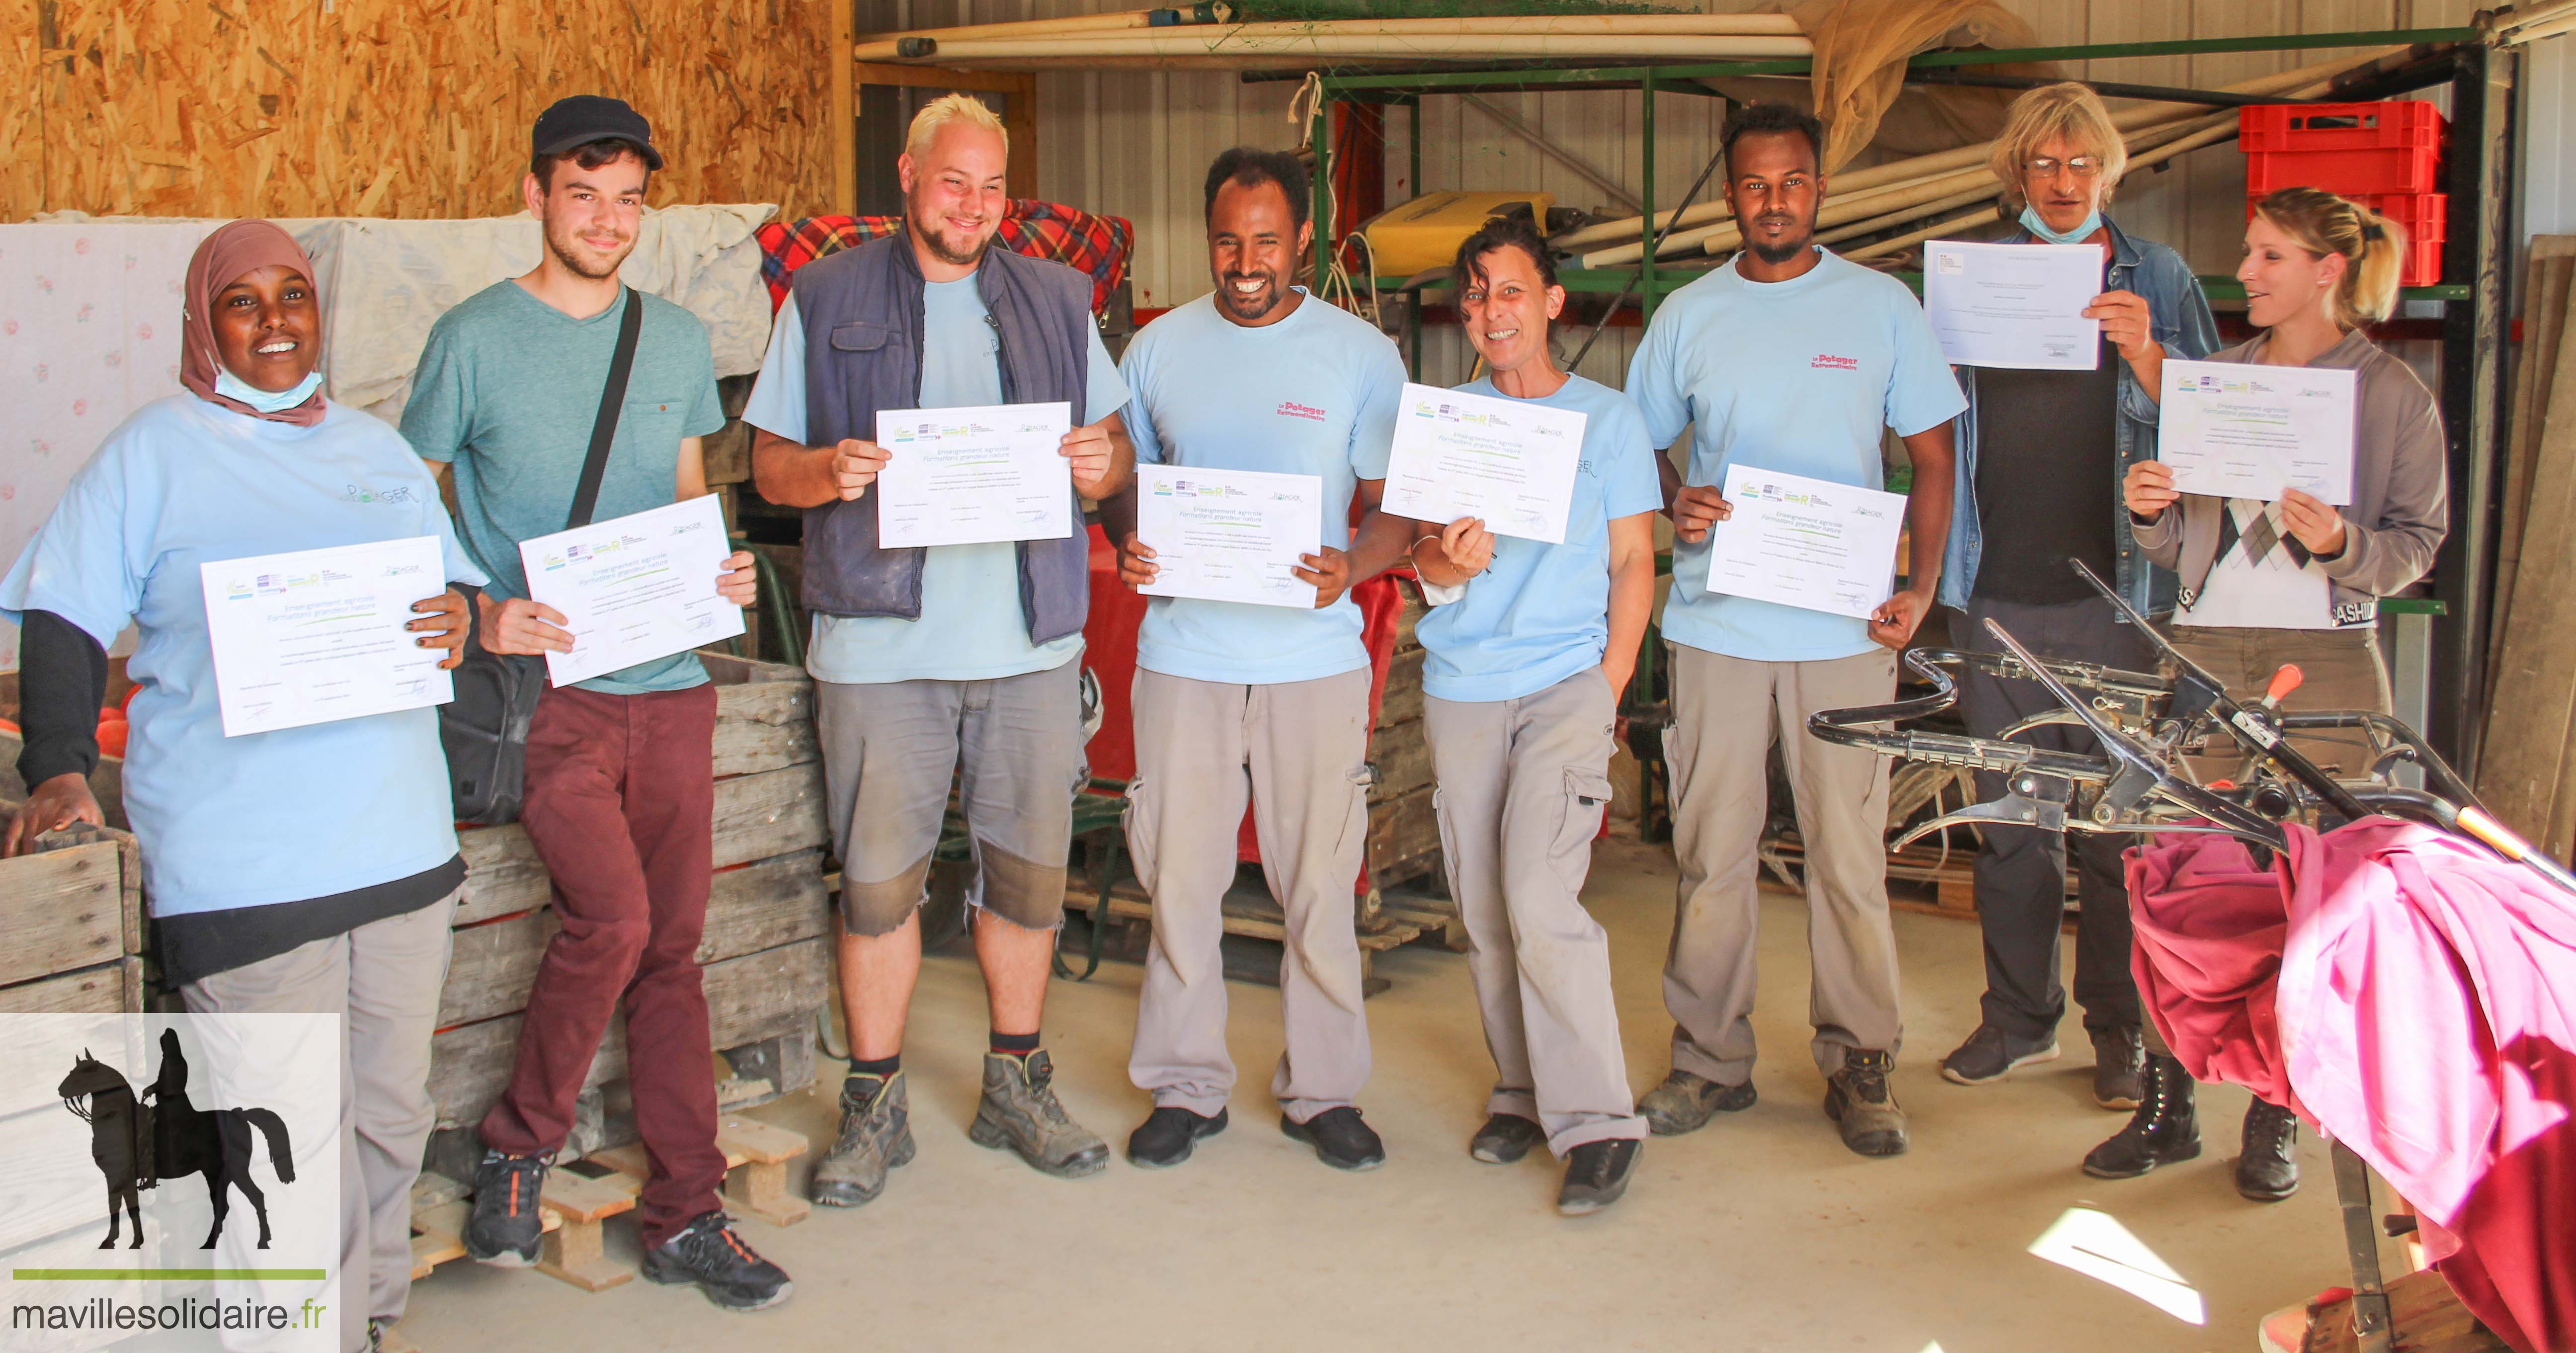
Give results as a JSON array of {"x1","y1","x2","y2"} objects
[
  {"x1": 0, "y1": 395, "x2": 487, "y2": 917},
  {"x1": 1414, "y1": 373, "x2": 1664, "y2": 703},
  {"x1": 1118, "y1": 290, "x2": 1407, "y2": 685},
  {"x1": 1625, "y1": 247, "x2": 1966, "y2": 663},
  {"x1": 742, "y1": 282, "x2": 1129, "y2": 684}
]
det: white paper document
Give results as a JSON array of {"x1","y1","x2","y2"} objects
[
  {"x1": 519, "y1": 495, "x2": 744, "y2": 687},
  {"x1": 1923, "y1": 239, "x2": 2103, "y2": 370},
  {"x1": 874, "y1": 402, "x2": 1074, "y2": 547},
  {"x1": 2157, "y1": 359, "x2": 2358, "y2": 505},
  {"x1": 1381, "y1": 382, "x2": 1586, "y2": 544},
  {"x1": 1702, "y1": 464, "x2": 1908, "y2": 620},
  {"x1": 1134, "y1": 464, "x2": 1324, "y2": 609},
  {"x1": 200, "y1": 535, "x2": 456, "y2": 737}
]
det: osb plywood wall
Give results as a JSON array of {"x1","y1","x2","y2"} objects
[{"x1": 1, "y1": 0, "x2": 835, "y2": 222}]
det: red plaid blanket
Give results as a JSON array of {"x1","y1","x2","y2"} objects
[{"x1": 756, "y1": 202, "x2": 1133, "y2": 316}]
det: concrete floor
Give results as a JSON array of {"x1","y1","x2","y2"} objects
[{"x1": 402, "y1": 837, "x2": 2365, "y2": 1353}]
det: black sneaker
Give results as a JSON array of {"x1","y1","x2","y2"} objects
[
  {"x1": 1127, "y1": 1105, "x2": 1227, "y2": 1169},
  {"x1": 2236, "y1": 1099, "x2": 2302, "y2": 1202},
  {"x1": 1556, "y1": 1138, "x2": 1641, "y2": 1216},
  {"x1": 1469, "y1": 1112, "x2": 1545, "y2": 1165},
  {"x1": 2083, "y1": 1054, "x2": 2202, "y2": 1179},
  {"x1": 461, "y1": 1149, "x2": 550, "y2": 1267},
  {"x1": 1938, "y1": 1023, "x2": 2061, "y2": 1086},
  {"x1": 1280, "y1": 1107, "x2": 1385, "y2": 1171},
  {"x1": 1634, "y1": 1069, "x2": 1758, "y2": 1136},
  {"x1": 640, "y1": 1209, "x2": 793, "y2": 1312},
  {"x1": 2090, "y1": 1024, "x2": 2146, "y2": 1110}
]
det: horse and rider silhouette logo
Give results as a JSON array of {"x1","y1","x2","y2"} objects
[{"x1": 55, "y1": 1029, "x2": 296, "y2": 1251}]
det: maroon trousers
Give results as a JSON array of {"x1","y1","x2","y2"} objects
[{"x1": 477, "y1": 682, "x2": 725, "y2": 1248}]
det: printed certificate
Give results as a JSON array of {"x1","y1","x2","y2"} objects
[
  {"x1": 519, "y1": 494, "x2": 744, "y2": 686},
  {"x1": 875, "y1": 402, "x2": 1075, "y2": 546},
  {"x1": 1134, "y1": 465, "x2": 1325, "y2": 609},
  {"x1": 1381, "y1": 382, "x2": 1586, "y2": 543},
  {"x1": 200, "y1": 535, "x2": 455, "y2": 737},
  {"x1": 1702, "y1": 464, "x2": 1907, "y2": 620},
  {"x1": 1924, "y1": 240, "x2": 2103, "y2": 371},
  {"x1": 2158, "y1": 359, "x2": 2357, "y2": 504}
]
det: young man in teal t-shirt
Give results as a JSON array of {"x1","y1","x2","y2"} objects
[
  {"x1": 1623, "y1": 103, "x2": 1964, "y2": 1160},
  {"x1": 401, "y1": 97, "x2": 787, "y2": 1312}
]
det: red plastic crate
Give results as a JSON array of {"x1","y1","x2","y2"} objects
[
  {"x1": 2244, "y1": 191, "x2": 2447, "y2": 286},
  {"x1": 2240, "y1": 100, "x2": 2448, "y2": 197}
]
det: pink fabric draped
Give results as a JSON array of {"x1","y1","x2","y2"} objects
[{"x1": 2128, "y1": 818, "x2": 2576, "y2": 1353}]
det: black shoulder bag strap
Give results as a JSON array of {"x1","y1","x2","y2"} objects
[{"x1": 567, "y1": 285, "x2": 644, "y2": 530}]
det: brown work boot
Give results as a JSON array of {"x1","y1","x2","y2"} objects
[
  {"x1": 1824, "y1": 1049, "x2": 1909, "y2": 1157},
  {"x1": 811, "y1": 1070, "x2": 914, "y2": 1207},
  {"x1": 968, "y1": 1050, "x2": 1110, "y2": 1179},
  {"x1": 1634, "y1": 1068, "x2": 1757, "y2": 1136}
]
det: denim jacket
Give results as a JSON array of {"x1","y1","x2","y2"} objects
[{"x1": 1937, "y1": 215, "x2": 2219, "y2": 616}]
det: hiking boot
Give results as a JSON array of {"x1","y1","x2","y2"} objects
[
  {"x1": 1634, "y1": 1069, "x2": 1757, "y2": 1136},
  {"x1": 1469, "y1": 1112, "x2": 1545, "y2": 1165},
  {"x1": 461, "y1": 1149, "x2": 550, "y2": 1267},
  {"x1": 967, "y1": 1050, "x2": 1109, "y2": 1179},
  {"x1": 1938, "y1": 1023, "x2": 2060, "y2": 1086},
  {"x1": 640, "y1": 1209, "x2": 792, "y2": 1312},
  {"x1": 1280, "y1": 1106, "x2": 1385, "y2": 1171},
  {"x1": 2091, "y1": 1024, "x2": 2146, "y2": 1110},
  {"x1": 1824, "y1": 1050, "x2": 1909, "y2": 1157},
  {"x1": 1127, "y1": 1105, "x2": 1227, "y2": 1169},
  {"x1": 811, "y1": 1071, "x2": 914, "y2": 1207},
  {"x1": 1556, "y1": 1138, "x2": 1641, "y2": 1216},
  {"x1": 2082, "y1": 1054, "x2": 2201, "y2": 1179},
  {"x1": 2236, "y1": 1098, "x2": 2302, "y2": 1202}
]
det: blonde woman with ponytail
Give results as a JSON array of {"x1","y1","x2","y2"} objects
[{"x1": 2098, "y1": 186, "x2": 2449, "y2": 1203}]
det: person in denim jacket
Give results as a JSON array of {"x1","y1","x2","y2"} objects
[{"x1": 1931, "y1": 84, "x2": 2217, "y2": 1116}]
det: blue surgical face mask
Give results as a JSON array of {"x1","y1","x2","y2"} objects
[
  {"x1": 214, "y1": 366, "x2": 323, "y2": 414},
  {"x1": 2019, "y1": 204, "x2": 2104, "y2": 246}
]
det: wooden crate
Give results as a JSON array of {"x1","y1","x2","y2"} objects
[
  {"x1": 0, "y1": 809, "x2": 146, "y2": 1014},
  {"x1": 425, "y1": 652, "x2": 833, "y2": 1136},
  {"x1": 1365, "y1": 587, "x2": 1447, "y2": 907}
]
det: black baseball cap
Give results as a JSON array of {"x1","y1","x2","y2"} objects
[{"x1": 531, "y1": 95, "x2": 665, "y2": 171}]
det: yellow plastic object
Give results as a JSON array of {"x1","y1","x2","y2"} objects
[{"x1": 1360, "y1": 190, "x2": 1557, "y2": 278}]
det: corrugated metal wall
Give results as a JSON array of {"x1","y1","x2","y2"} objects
[{"x1": 866, "y1": 0, "x2": 2489, "y2": 379}]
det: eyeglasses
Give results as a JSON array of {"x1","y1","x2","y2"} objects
[{"x1": 2023, "y1": 156, "x2": 2105, "y2": 180}]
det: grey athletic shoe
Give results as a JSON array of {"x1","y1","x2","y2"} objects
[
  {"x1": 1938, "y1": 1022, "x2": 2060, "y2": 1086},
  {"x1": 1635, "y1": 1069, "x2": 1757, "y2": 1136},
  {"x1": 811, "y1": 1070, "x2": 915, "y2": 1207},
  {"x1": 968, "y1": 1050, "x2": 1110, "y2": 1179},
  {"x1": 2090, "y1": 1024, "x2": 2146, "y2": 1110},
  {"x1": 1824, "y1": 1050, "x2": 1910, "y2": 1158}
]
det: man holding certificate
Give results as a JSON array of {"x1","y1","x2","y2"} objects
[
  {"x1": 403, "y1": 99, "x2": 789, "y2": 1310},
  {"x1": 1929, "y1": 83, "x2": 2218, "y2": 1115},
  {"x1": 1625, "y1": 102, "x2": 1964, "y2": 1159},
  {"x1": 1103, "y1": 148, "x2": 1411, "y2": 1173},
  {"x1": 747, "y1": 95, "x2": 1133, "y2": 1204}
]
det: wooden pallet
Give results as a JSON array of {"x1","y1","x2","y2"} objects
[
  {"x1": 1757, "y1": 831, "x2": 2080, "y2": 925},
  {"x1": 411, "y1": 1118, "x2": 810, "y2": 1295},
  {"x1": 1068, "y1": 873, "x2": 1435, "y2": 995}
]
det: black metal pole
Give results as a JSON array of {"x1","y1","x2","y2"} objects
[{"x1": 2433, "y1": 43, "x2": 2516, "y2": 775}]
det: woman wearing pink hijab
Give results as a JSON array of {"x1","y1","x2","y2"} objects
[{"x1": 2, "y1": 221, "x2": 489, "y2": 1353}]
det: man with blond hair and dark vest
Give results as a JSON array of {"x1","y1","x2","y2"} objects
[{"x1": 747, "y1": 93, "x2": 1133, "y2": 1205}]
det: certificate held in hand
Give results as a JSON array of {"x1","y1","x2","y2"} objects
[
  {"x1": 2156, "y1": 359, "x2": 2357, "y2": 504},
  {"x1": 519, "y1": 494, "x2": 745, "y2": 687},
  {"x1": 1923, "y1": 240, "x2": 2103, "y2": 371},
  {"x1": 200, "y1": 535, "x2": 456, "y2": 737},
  {"x1": 1134, "y1": 464, "x2": 1325, "y2": 609},
  {"x1": 1702, "y1": 464, "x2": 1907, "y2": 620},
  {"x1": 874, "y1": 402, "x2": 1075, "y2": 547},
  {"x1": 1381, "y1": 382, "x2": 1585, "y2": 543}
]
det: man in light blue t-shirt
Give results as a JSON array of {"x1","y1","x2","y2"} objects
[
  {"x1": 746, "y1": 96, "x2": 1131, "y2": 1206},
  {"x1": 1102, "y1": 148, "x2": 1412, "y2": 1174},
  {"x1": 1623, "y1": 103, "x2": 1963, "y2": 1160}
]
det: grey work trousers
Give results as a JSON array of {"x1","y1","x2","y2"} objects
[
  {"x1": 816, "y1": 661, "x2": 1088, "y2": 937},
  {"x1": 182, "y1": 889, "x2": 459, "y2": 1353},
  {"x1": 1427, "y1": 668, "x2": 1645, "y2": 1155},
  {"x1": 1125, "y1": 667, "x2": 1374, "y2": 1121},
  {"x1": 1957, "y1": 594, "x2": 2150, "y2": 1042},
  {"x1": 1661, "y1": 643, "x2": 1903, "y2": 1082}
]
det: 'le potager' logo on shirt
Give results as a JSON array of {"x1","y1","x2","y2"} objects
[{"x1": 4, "y1": 1013, "x2": 342, "y2": 1352}]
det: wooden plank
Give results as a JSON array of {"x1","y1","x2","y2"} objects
[
  {"x1": 3, "y1": 809, "x2": 145, "y2": 962},
  {"x1": 438, "y1": 911, "x2": 555, "y2": 1029},
  {"x1": 2480, "y1": 265, "x2": 2576, "y2": 849},
  {"x1": 0, "y1": 959, "x2": 133, "y2": 1015},
  {"x1": 537, "y1": 1169, "x2": 638, "y2": 1224},
  {"x1": 1366, "y1": 719, "x2": 1432, "y2": 802},
  {"x1": 1366, "y1": 784, "x2": 1441, "y2": 887},
  {"x1": 0, "y1": 841, "x2": 125, "y2": 989},
  {"x1": 715, "y1": 1115, "x2": 808, "y2": 1166},
  {"x1": 706, "y1": 656, "x2": 819, "y2": 778},
  {"x1": 454, "y1": 762, "x2": 829, "y2": 925},
  {"x1": 1377, "y1": 648, "x2": 1426, "y2": 729}
]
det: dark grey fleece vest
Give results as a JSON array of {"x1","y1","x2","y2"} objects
[{"x1": 791, "y1": 233, "x2": 1093, "y2": 643}]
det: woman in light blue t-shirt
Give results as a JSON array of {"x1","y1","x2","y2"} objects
[{"x1": 1404, "y1": 215, "x2": 1662, "y2": 1216}]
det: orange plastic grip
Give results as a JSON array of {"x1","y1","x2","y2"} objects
[{"x1": 2264, "y1": 664, "x2": 2305, "y2": 705}]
